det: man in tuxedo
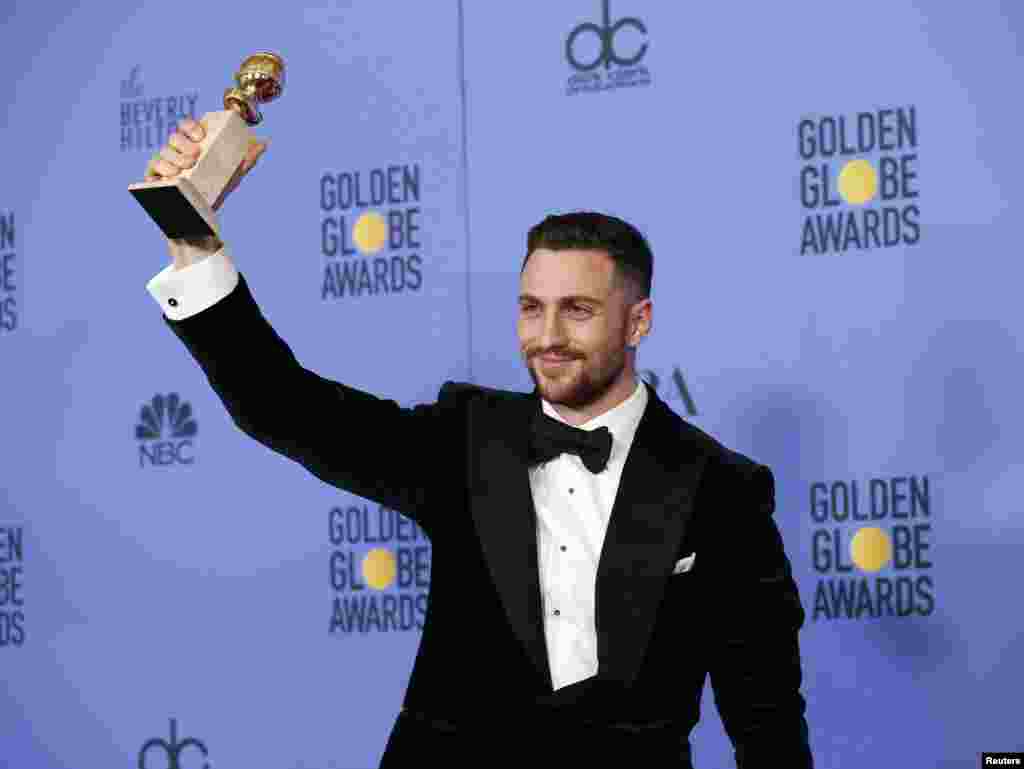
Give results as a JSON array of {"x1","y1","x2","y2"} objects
[{"x1": 144, "y1": 119, "x2": 813, "y2": 767}]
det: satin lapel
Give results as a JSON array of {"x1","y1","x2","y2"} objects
[
  {"x1": 467, "y1": 388, "x2": 552, "y2": 688},
  {"x1": 595, "y1": 382, "x2": 708, "y2": 687}
]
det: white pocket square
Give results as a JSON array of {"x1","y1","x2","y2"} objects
[{"x1": 671, "y1": 552, "x2": 696, "y2": 575}]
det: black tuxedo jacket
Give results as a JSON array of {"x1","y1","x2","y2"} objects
[{"x1": 163, "y1": 273, "x2": 813, "y2": 768}]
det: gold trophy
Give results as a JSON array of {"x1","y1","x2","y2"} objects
[{"x1": 129, "y1": 52, "x2": 284, "y2": 239}]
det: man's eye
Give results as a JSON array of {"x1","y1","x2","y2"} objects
[{"x1": 519, "y1": 303, "x2": 590, "y2": 315}]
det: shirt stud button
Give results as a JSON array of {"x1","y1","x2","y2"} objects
[{"x1": 168, "y1": 298, "x2": 179, "y2": 307}]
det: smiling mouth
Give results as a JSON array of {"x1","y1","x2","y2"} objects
[{"x1": 538, "y1": 356, "x2": 577, "y2": 372}]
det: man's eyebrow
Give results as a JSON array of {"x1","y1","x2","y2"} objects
[{"x1": 518, "y1": 293, "x2": 604, "y2": 306}]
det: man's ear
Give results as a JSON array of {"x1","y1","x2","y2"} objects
[{"x1": 630, "y1": 299, "x2": 652, "y2": 343}]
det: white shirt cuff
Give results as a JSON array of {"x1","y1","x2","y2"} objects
[{"x1": 146, "y1": 245, "x2": 240, "y2": 321}]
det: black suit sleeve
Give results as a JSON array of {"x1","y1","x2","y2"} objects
[
  {"x1": 704, "y1": 460, "x2": 814, "y2": 768},
  {"x1": 160, "y1": 272, "x2": 465, "y2": 536}
]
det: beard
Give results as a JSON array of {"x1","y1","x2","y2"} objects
[{"x1": 524, "y1": 349, "x2": 627, "y2": 410}]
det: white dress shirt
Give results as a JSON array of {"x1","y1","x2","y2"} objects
[
  {"x1": 146, "y1": 246, "x2": 238, "y2": 321},
  {"x1": 531, "y1": 378, "x2": 648, "y2": 690},
  {"x1": 145, "y1": 248, "x2": 650, "y2": 691}
]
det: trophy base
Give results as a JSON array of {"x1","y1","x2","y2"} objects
[{"x1": 128, "y1": 177, "x2": 219, "y2": 240}]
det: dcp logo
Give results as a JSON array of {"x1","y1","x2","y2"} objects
[
  {"x1": 139, "y1": 718, "x2": 209, "y2": 769},
  {"x1": 566, "y1": 0, "x2": 648, "y2": 71}
]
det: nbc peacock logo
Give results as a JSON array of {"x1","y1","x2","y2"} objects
[{"x1": 135, "y1": 393, "x2": 198, "y2": 468}]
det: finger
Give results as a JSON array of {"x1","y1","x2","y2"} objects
[
  {"x1": 159, "y1": 144, "x2": 191, "y2": 170},
  {"x1": 179, "y1": 118, "x2": 204, "y2": 141},
  {"x1": 168, "y1": 131, "x2": 201, "y2": 159},
  {"x1": 243, "y1": 147, "x2": 263, "y2": 170},
  {"x1": 241, "y1": 138, "x2": 268, "y2": 171},
  {"x1": 144, "y1": 150, "x2": 161, "y2": 177},
  {"x1": 212, "y1": 167, "x2": 243, "y2": 211},
  {"x1": 150, "y1": 157, "x2": 181, "y2": 178}
]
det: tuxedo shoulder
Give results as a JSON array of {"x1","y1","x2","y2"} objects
[
  {"x1": 676, "y1": 417, "x2": 770, "y2": 481},
  {"x1": 676, "y1": 422, "x2": 776, "y2": 527}
]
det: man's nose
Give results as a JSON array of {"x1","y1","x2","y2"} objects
[{"x1": 538, "y1": 312, "x2": 568, "y2": 351}]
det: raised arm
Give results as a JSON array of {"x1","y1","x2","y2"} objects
[
  {"x1": 157, "y1": 266, "x2": 465, "y2": 535},
  {"x1": 141, "y1": 118, "x2": 465, "y2": 538}
]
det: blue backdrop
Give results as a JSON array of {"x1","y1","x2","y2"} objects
[{"x1": 2, "y1": 1, "x2": 1022, "y2": 767}]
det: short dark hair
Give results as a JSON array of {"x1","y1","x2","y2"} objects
[{"x1": 522, "y1": 211, "x2": 653, "y2": 302}]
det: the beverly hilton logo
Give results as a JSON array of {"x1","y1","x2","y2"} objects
[
  {"x1": 136, "y1": 393, "x2": 198, "y2": 467},
  {"x1": 139, "y1": 718, "x2": 209, "y2": 769},
  {"x1": 120, "y1": 65, "x2": 199, "y2": 152},
  {"x1": 565, "y1": 0, "x2": 652, "y2": 95}
]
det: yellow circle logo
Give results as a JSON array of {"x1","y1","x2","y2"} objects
[
  {"x1": 362, "y1": 548, "x2": 396, "y2": 590},
  {"x1": 837, "y1": 159, "x2": 878, "y2": 205},
  {"x1": 850, "y1": 527, "x2": 891, "y2": 572},
  {"x1": 353, "y1": 211, "x2": 387, "y2": 254}
]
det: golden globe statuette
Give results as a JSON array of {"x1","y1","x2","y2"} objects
[{"x1": 128, "y1": 52, "x2": 284, "y2": 239}]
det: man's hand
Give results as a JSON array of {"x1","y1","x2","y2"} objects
[{"x1": 144, "y1": 117, "x2": 269, "y2": 270}]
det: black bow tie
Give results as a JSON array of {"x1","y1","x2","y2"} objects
[{"x1": 528, "y1": 409, "x2": 613, "y2": 474}]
